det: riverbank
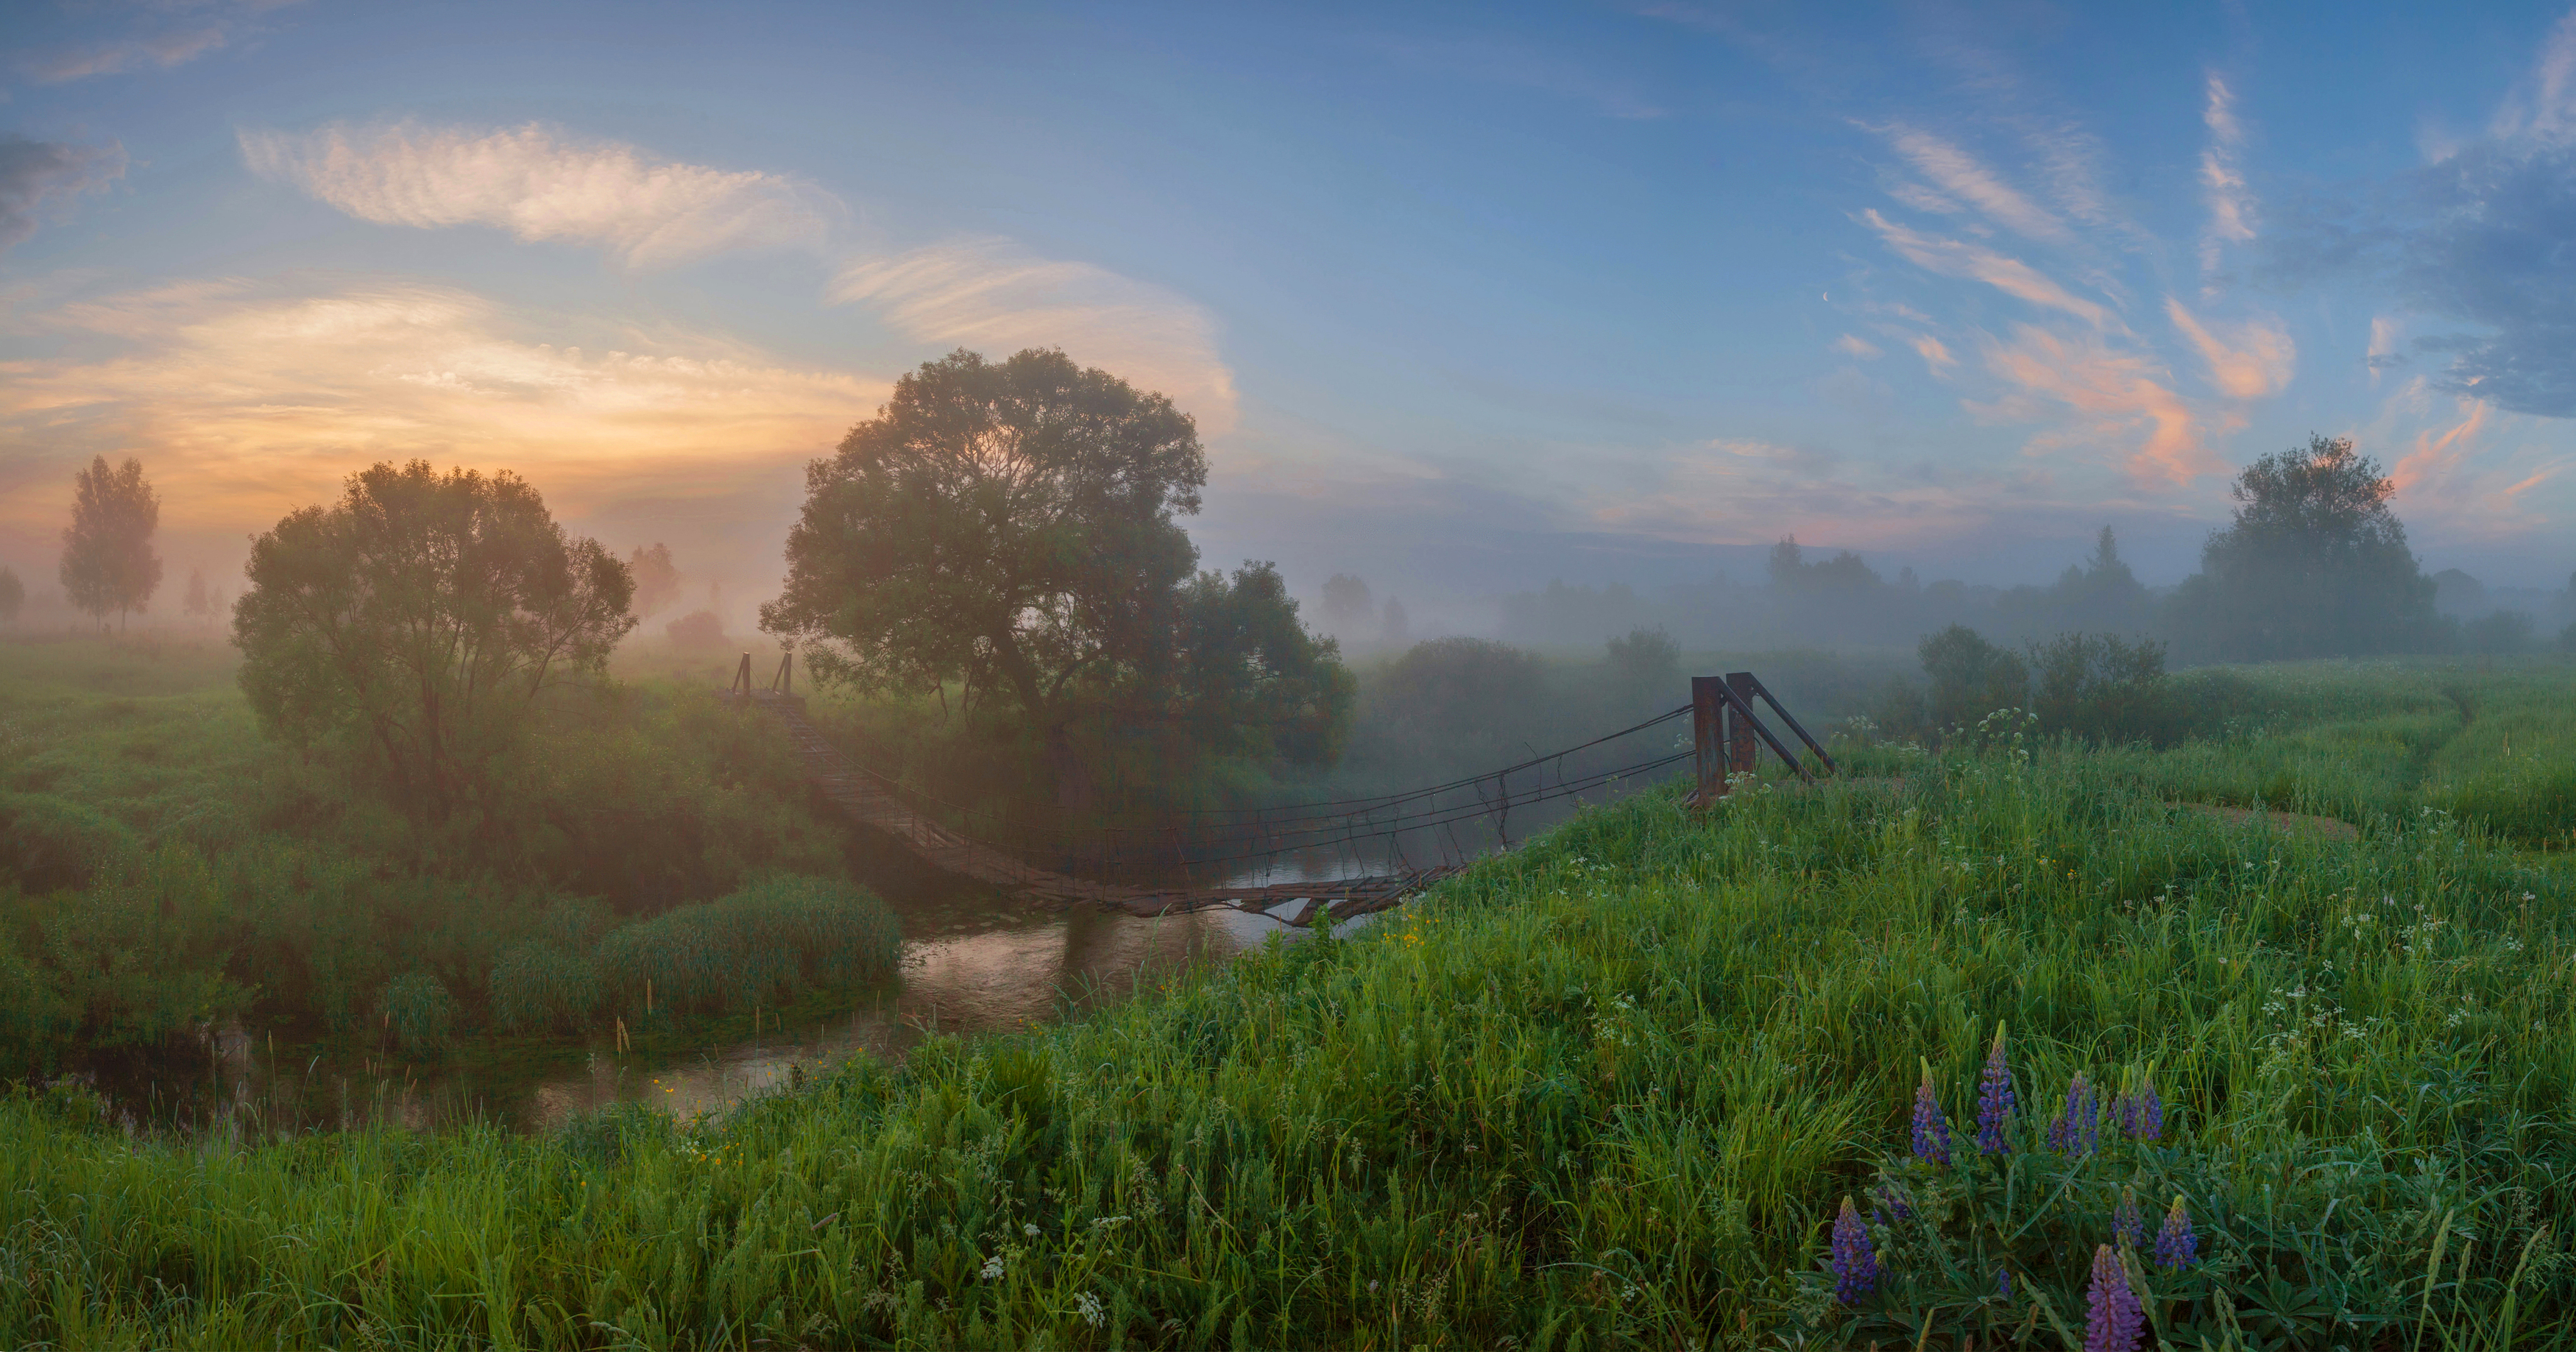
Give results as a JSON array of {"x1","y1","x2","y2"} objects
[{"x1": 9, "y1": 732, "x2": 2574, "y2": 1347}]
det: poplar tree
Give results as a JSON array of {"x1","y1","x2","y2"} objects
[{"x1": 58, "y1": 456, "x2": 162, "y2": 629}]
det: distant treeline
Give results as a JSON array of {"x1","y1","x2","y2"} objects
[{"x1": 1339, "y1": 438, "x2": 2573, "y2": 664}]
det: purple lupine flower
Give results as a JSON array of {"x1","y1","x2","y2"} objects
[
  {"x1": 2123, "y1": 1075, "x2": 2163, "y2": 1141},
  {"x1": 1830, "y1": 1197, "x2": 1879, "y2": 1304},
  {"x1": 2048, "y1": 1074, "x2": 2100, "y2": 1157},
  {"x1": 2112, "y1": 1072, "x2": 2164, "y2": 1141},
  {"x1": 1976, "y1": 1024, "x2": 2015, "y2": 1155},
  {"x1": 2084, "y1": 1244, "x2": 2145, "y2": 1352},
  {"x1": 2154, "y1": 1196, "x2": 2198, "y2": 1270},
  {"x1": 1995, "y1": 1267, "x2": 2014, "y2": 1300},
  {"x1": 1912, "y1": 1061, "x2": 1953, "y2": 1166},
  {"x1": 2113, "y1": 1186, "x2": 2145, "y2": 1247}
]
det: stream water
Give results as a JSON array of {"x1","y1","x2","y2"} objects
[{"x1": 99, "y1": 843, "x2": 1406, "y2": 1138}]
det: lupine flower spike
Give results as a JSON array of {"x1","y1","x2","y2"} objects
[
  {"x1": 1977, "y1": 1023, "x2": 2015, "y2": 1155},
  {"x1": 1830, "y1": 1197, "x2": 1879, "y2": 1304},
  {"x1": 2113, "y1": 1186, "x2": 2145, "y2": 1247},
  {"x1": 2084, "y1": 1243, "x2": 2145, "y2": 1352},
  {"x1": 2116, "y1": 1070, "x2": 2164, "y2": 1141},
  {"x1": 1911, "y1": 1058, "x2": 1953, "y2": 1166},
  {"x1": 1995, "y1": 1267, "x2": 2014, "y2": 1300},
  {"x1": 2154, "y1": 1195, "x2": 2198, "y2": 1270},
  {"x1": 2048, "y1": 1073, "x2": 2100, "y2": 1156}
]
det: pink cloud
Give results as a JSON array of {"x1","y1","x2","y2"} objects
[
  {"x1": 1860, "y1": 210, "x2": 2112, "y2": 328},
  {"x1": 1972, "y1": 325, "x2": 2223, "y2": 486},
  {"x1": 2165, "y1": 300, "x2": 2295, "y2": 400}
]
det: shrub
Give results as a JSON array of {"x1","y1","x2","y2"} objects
[
  {"x1": 488, "y1": 942, "x2": 602, "y2": 1033},
  {"x1": 595, "y1": 876, "x2": 899, "y2": 1015},
  {"x1": 0, "y1": 928, "x2": 70, "y2": 1077},
  {"x1": 376, "y1": 971, "x2": 459, "y2": 1052},
  {"x1": 33, "y1": 846, "x2": 241, "y2": 1050},
  {"x1": 1917, "y1": 624, "x2": 2029, "y2": 732},
  {"x1": 1370, "y1": 637, "x2": 1546, "y2": 748},
  {"x1": 2026, "y1": 632, "x2": 2181, "y2": 746},
  {"x1": 0, "y1": 792, "x2": 138, "y2": 893},
  {"x1": 666, "y1": 609, "x2": 726, "y2": 647}
]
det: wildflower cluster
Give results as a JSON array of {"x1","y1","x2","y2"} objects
[{"x1": 1813, "y1": 1023, "x2": 2201, "y2": 1337}]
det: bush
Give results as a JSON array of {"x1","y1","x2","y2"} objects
[
  {"x1": 0, "y1": 792, "x2": 138, "y2": 893},
  {"x1": 666, "y1": 610, "x2": 726, "y2": 647},
  {"x1": 1917, "y1": 625, "x2": 2029, "y2": 732},
  {"x1": 0, "y1": 929, "x2": 70, "y2": 1077},
  {"x1": 32, "y1": 846, "x2": 241, "y2": 1050},
  {"x1": 376, "y1": 971, "x2": 459, "y2": 1052},
  {"x1": 2027, "y1": 632, "x2": 2180, "y2": 746},
  {"x1": 1373, "y1": 638, "x2": 1546, "y2": 746},
  {"x1": 595, "y1": 876, "x2": 899, "y2": 1015}
]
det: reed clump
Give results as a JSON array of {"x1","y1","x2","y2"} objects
[{"x1": 594, "y1": 874, "x2": 902, "y2": 1015}]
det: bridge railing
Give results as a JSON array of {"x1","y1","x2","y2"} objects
[{"x1": 1689, "y1": 670, "x2": 1837, "y2": 805}]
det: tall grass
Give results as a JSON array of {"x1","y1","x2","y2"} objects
[
  {"x1": 595, "y1": 875, "x2": 902, "y2": 1015},
  {"x1": 6, "y1": 739, "x2": 2573, "y2": 1346}
]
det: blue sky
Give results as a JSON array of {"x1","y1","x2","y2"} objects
[{"x1": 4, "y1": 0, "x2": 2574, "y2": 624}]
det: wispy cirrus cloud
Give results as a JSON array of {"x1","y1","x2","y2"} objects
[
  {"x1": 239, "y1": 122, "x2": 839, "y2": 269},
  {"x1": 1869, "y1": 123, "x2": 2069, "y2": 243},
  {"x1": 1858, "y1": 209, "x2": 2112, "y2": 328},
  {"x1": 2198, "y1": 74, "x2": 2257, "y2": 276},
  {"x1": 2165, "y1": 300, "x2": 2294, "y2": 400},
  {"x1": 830, "y1": 238, "x2": 1239, "y2": 435},
  {"x1": 2363, "y1": 379, "x2": 2563, "y2": 540},
  {"x1": 17, "y1": 0, "x2": 302, "y2": 84},
  {"x1": 0, "y1": 135, "x2": 126, "y2": 252},
  {"x1": 1970, "y1": 325, "x2": 2221, "y2": 487}
]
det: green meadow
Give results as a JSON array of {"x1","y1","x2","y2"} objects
[{"x1": 4, "y1": 649, "x2": 2575, "y2": 1347}]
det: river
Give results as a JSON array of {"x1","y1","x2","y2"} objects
[{"x1": 102, "y1": 843, "x2": 1399, "y2": 1138}]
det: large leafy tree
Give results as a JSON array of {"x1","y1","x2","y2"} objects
[
  {"x1": 762, "y1": 347, "x2": 1351, "y2": 802},
  {"x1": 2168, "y1": 434, "x2": 2443, "y2": 660},
  {"x1": 59, "y1": 456, "x2": 162, "y2": 629},
  {"x1": 233, "y1": 461, "x2": 635, "y2": 829}
]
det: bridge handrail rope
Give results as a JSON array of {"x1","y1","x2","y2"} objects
[
  {"x1": 793, "y1": 699, "x2": 1694, "y2": 851},
  {"x1": 799, "y1": 726, "x2": 1691, "y2": 867}
]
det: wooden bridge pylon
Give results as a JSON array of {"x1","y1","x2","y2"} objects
[{"x1": 1688, "y1": 670, "x2": 1837, "y2": 806}]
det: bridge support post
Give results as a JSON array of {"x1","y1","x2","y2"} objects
[
  {"x1": 731, "y1": 653, "x2": 751, "y2": 698},
  {"x1": 1692, "y1": 676, "x2": 1726, "y2": 804}
]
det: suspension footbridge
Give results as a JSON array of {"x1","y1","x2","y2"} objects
[{"x1": 729, "y1": 658, "x2": 1833, "y2": 925}]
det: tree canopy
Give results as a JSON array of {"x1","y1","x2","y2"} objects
[
  {"x1": 762, "y1": 347, "x2": 1351, "y2": 801},
  {"x1": 2169, "y1": 434, "x2": 2443, "y2": 660},
  {"x1": 626, "y1": 543, "x2": 682, "y2": 619},
  {"x1": 59, "y1": 456, "x2": 161, "y2": 629},
  {"x1": 233, "y1": 461, "x2": 634, "y2": 830}
]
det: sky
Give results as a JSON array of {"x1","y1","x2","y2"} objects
[{"x1": 4, "y1": 0, "x2": 2575, "y2": 627}]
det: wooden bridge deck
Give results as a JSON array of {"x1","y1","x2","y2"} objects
[{"x1": 737, "y1": 692, "x2": 1454, "y2": 924}]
